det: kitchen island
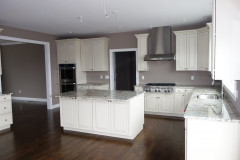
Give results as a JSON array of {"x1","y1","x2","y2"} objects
[
  {"x1": 57, "y1": 90, "x2": 144, "y2": 140},
  {"x1": 184, "y1": 87, "x2": 240, "y2": 160}
]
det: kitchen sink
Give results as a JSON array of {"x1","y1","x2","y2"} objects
[{"x1": 197, "y1": 94, "x2": 219, "y2": 99}]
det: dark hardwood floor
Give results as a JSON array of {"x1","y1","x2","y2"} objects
[{"x1": 0, "y1": 101, "x2": 185, "y2": 160}]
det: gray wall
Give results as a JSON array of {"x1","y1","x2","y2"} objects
[
  {"x1": 225, "y1": 81, "x2": 240, "y2": 113},
  {"x1": 0, "y1": 24, "x2": 59, "y2": 104},
  {"x1": 1, "y1": 44, "x2": 46, "y2": 98},
  {"x1": 85, "y1": 30, "x2": 212, "y2": 86}
]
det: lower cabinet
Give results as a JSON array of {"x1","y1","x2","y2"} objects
[
  {"x1": 145, "y1": 93, "x2": 174, "y2": 114},
  {"x1": 175, "y1": 93, "x2": 185, "y2": 114},
  {"x1": 60, "y1": 98, "x2": 76, "y2": 128},
  {"x1": 76, "y1": 98, "x2": 92, "y2": 131},
  {"x1": 0, "y1": 94, "x2": 13, "y2": 131},
  {"x1": 59, "y1": 94, "x2": 144, "y2": 140},
  {"x1": 93, "y1": 100, "x2": 111, "y2": 133}
]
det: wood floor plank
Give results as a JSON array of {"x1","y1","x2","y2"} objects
[{"x1": 0, "y1": 101, "x2": 185, "y2": 160}]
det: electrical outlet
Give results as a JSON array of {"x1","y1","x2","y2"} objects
[
  {"x1": 105, "y1": 75, "x2": 110, "y2": 79},
  {"x1": 100, "y1": 75, "x2": 103, "y2": 79},
  {"x1": 142, "y1": 76, "x2": 144, "y2": 80},
  {"x1": 19, "y1": 90, "x2": 21, "y2": 94},
  {"x1": 191, "y1": 76, "x2": 194, "y2": 81}
]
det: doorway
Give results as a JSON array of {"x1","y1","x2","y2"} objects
[
  {"x1": 115, "y1": 51, "x2": 136, "y2": 91},
  {"x1": 109, "y1": 48, "x2": 139, "y2": 91},
  {"x1": 0, "y1": 35, "x2": 53, "y2": 109}
]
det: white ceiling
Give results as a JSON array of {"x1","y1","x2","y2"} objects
[{"x1": 0, "y1": 0, "x2": 212, "y2": 37}]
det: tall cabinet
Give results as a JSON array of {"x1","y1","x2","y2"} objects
[
  {"x1": 135, "y1": 34, "x2": 149, "y2": 71},
  {"x1": 56, "y1": 39, "x2": 86, "y2": 84}
]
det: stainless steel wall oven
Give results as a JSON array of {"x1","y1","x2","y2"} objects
[{"x1": 59, "y1": 64, "x2": 76, "y2": 93}]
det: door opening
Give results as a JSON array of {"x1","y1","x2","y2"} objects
[{"x1": 114, "y1": 51, "x2": 136, "y2": 91}]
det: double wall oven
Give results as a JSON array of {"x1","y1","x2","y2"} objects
[{"x1": 59, "y1": 64, "x2": 76, "y2": 93}]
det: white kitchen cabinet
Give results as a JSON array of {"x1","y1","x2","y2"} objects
[
  {"x1": 175, "y1": 93, "x2": 185, "y2": 114},
  {"x1": 0, "y1": 49, "x2": 2, "y2": 75},
  {"x1": 76, "y1": 98, "x2": 92, "y2": 131},
  {"x1": 93, "y1": 100, "x2": 111, "y2": 133},
  {"x1": 145, "y1": 94, "x2": 159, "y2": 112},
  {"x1": 56, "y1": 39, "x2": 77, "y2": 64},
  {"x1": 111, "y1": 101, "x2": 129, "y2": 135},
  {"x1": 135, "y1": 34, "x2": 149, "y2": 71},
  {"x1": 56, "y1": 39, "x2": 87, "y2": 84},
  {"x1": 0, "y1": 94, "x2": 13, "y2": 131},
  {"x1": 197, "y1": 27, "x2": 209, "y2": 71},
  {"x1": 60, "y1": 98, "x2": 76, "y2": 128},
  {"x1": 81, "y1": 38, "x2": 109, "y2": 71},
  {"x1": 160, "y1": 94, "x2": 175, "y2": 113},
  {"x1": 175, "y1": 30, "x2": 198, "y2": 71}
]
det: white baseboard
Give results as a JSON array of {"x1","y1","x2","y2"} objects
[
  {"x1": 12, "y1": 97, "x2": 47, "y2": 102},
  {"x1": 52, "y1": 104, "x2": 60, "y2": 109}
]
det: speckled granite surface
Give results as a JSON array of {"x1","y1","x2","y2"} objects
[
  {"x1": 56, "y1": 90, "x2": 144, "y2": 101},
  {"x1": 0, "y1": 93, "x2": 13, "y2": 96},
  {"x1": 184, "y1": 87, "x2": 240, "y2": 123},
  {"x1": 77, "y1": 83, "x2": 108, "y2": 86}
]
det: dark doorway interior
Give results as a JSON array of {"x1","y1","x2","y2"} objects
[{"x1": 115, "y1": 51, "x2": 136, "y2": 91}]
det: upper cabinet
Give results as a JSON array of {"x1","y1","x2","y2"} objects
[
  {"x1": 56, "y1": 39, "x2": 79, "y2": 64},
  {"x1": 197, "y1": 27, "x2": 210, "y2": 71},
  {"x1": 174, "y1": 27, "x2": 210, "y2": 71},
  {"x1": 81, "y1": 38, "x2": 109, "y2": 71},
  {"x1": 135, "y1": 34, "x2": 149, "y2": 71},
  {"x1": 174, "y1": 30, "x2": 197, "y2": 71},
  {"x1": 56, "y1": 39, "x2": 86, "y2": 84}
]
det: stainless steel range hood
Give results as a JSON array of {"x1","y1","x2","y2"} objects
[{"x1": 144, "y1": 26, "x2": 175, "y2": 61}]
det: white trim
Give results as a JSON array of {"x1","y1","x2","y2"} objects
[
  {"x1": 12, "y1": 97, "x2": 47, "y2": 102},
  {"x1": 52, "y1": 103, "x2": 60, "y2": 109},
  {"x1": 109, "y1": 48, "x2": 139, "y2": 91},
  {"x1": 0, "y1": 42, "x2": 26, "y2": 46},
  {"x1": 0, "y1": 35, "x2": 53, "y2": 109}
]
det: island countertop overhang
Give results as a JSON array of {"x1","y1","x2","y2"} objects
[{"x1": 55, "y1": 89, "x2": 145, "y2": 101}]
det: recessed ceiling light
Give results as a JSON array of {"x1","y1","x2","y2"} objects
[
  {"x1": 118, "y1": 26, "x2": 123, "y2": 29},
  {"x1": 68, "y1": 31, "x2": 73, "y2": 34},
  {"x1": 77, "y1": 16, "x2": 84, "y2": 23}
]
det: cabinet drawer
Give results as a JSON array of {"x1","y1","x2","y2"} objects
[
  {"x1": 0, "y1": 95, "x2": 11, "y2": 102},
  {"x1": 175, "y1": 88, "x2": 186, "y2": 93},
  {"x1": 134, "y1": 86, "x2": 143, "y2": 92},
  {"x1": 0, "y1": 113, "x2": 13, "y2": 126},
  {"x1": 0, "y1": 101, "x2": 12, "y2": 114}
]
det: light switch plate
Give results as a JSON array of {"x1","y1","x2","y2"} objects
[
  {"x1": 105, "y1": 75, "x2": 110, "y2": 79},
  {"x1": 191, "y1": 76, "x2": 194, "y2": 81}
]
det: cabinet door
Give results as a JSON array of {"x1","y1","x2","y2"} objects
[
  {"x1": 197, "y1": 31, "x2": 209, "y2": 71},
  {"x1": 76, "y1": 99, "x2": 92, "y2": 131},
  {"x1": 175, "y1": 94, "x2": 185, "y2": 114},
  {"x1": 81, "y1": 40, "x2": 93, "y2": 71},
  {"x1": 186, "y1": 34, "x2": 197, "y2": 70},
  {"x1": 145, "y1": 94, "x2": 159, "y2": 112},
  {"x1": 67, "y1": 42, "x2": 76, "y2": 63},
  {"x1": 92, "y1": 40, "x2": 105, "y2": 71},
  {"x1": 176, "y1": 35, "x2": 187, "y2": 70},
  {"x1": 57, "y1": 44, "x2": 68, "y2": 64},
  {"x1": 60, "y1": 98, "x2": 76, "y2": 128},
  {"x1": 160, "y1": 95, "x2": 174, "y2": 113},
  {"x1": 93, "y1": 100, "x2": 111, "y2": 133},
  {"x1": 111, "y1": 101, "x2": 129, "y2": 135},
  {"x1": 138, "y1": 38, "x2": 148, "y2": 71}
]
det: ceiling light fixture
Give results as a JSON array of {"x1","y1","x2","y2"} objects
[
  {"x1": 77, "y1": 16, "x2": 84, "y2": 23},
  {"x1": 102, "y1": 0, "x2": 109, "y2": 19}
]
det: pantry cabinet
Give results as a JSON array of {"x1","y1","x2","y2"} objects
[
  {"x1": 81, "y1": 38, "x2": 109, "y2": 71},
  {"x1": 135, "y1": 34, "x2": 149, "y2": 71}
]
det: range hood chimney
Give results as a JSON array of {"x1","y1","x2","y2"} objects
[{"x1": 144, "y1": 26, "x2": 175, "y2": 61}]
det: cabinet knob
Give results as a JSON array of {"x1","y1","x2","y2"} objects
[
  {"x1": 5, "y1": 119, "x2": 7, "y2": 121},
  {"x1": 4, "y1": 98, "x2": 6, "y2": 100},
  {"x1": 4, "y1": 107, "x2": 6, "y2": 109}
]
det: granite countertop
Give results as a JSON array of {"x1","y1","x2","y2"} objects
[
  {"x1": 0, "y1": 93, "x2": 13, "y2": 96},
  {"x1": 184, "y1": 87, "x2": 240, "y2": 123},
  {"x1": 56, "y1": 89, "x2": 144, "y2": 101},
  {"x1": 77, "y1": 83, "x2": 108, "y2": 86}
]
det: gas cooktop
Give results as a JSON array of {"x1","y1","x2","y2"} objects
[{"x1": 144, "y1": 83, "x2": 176, "y2": 93}]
